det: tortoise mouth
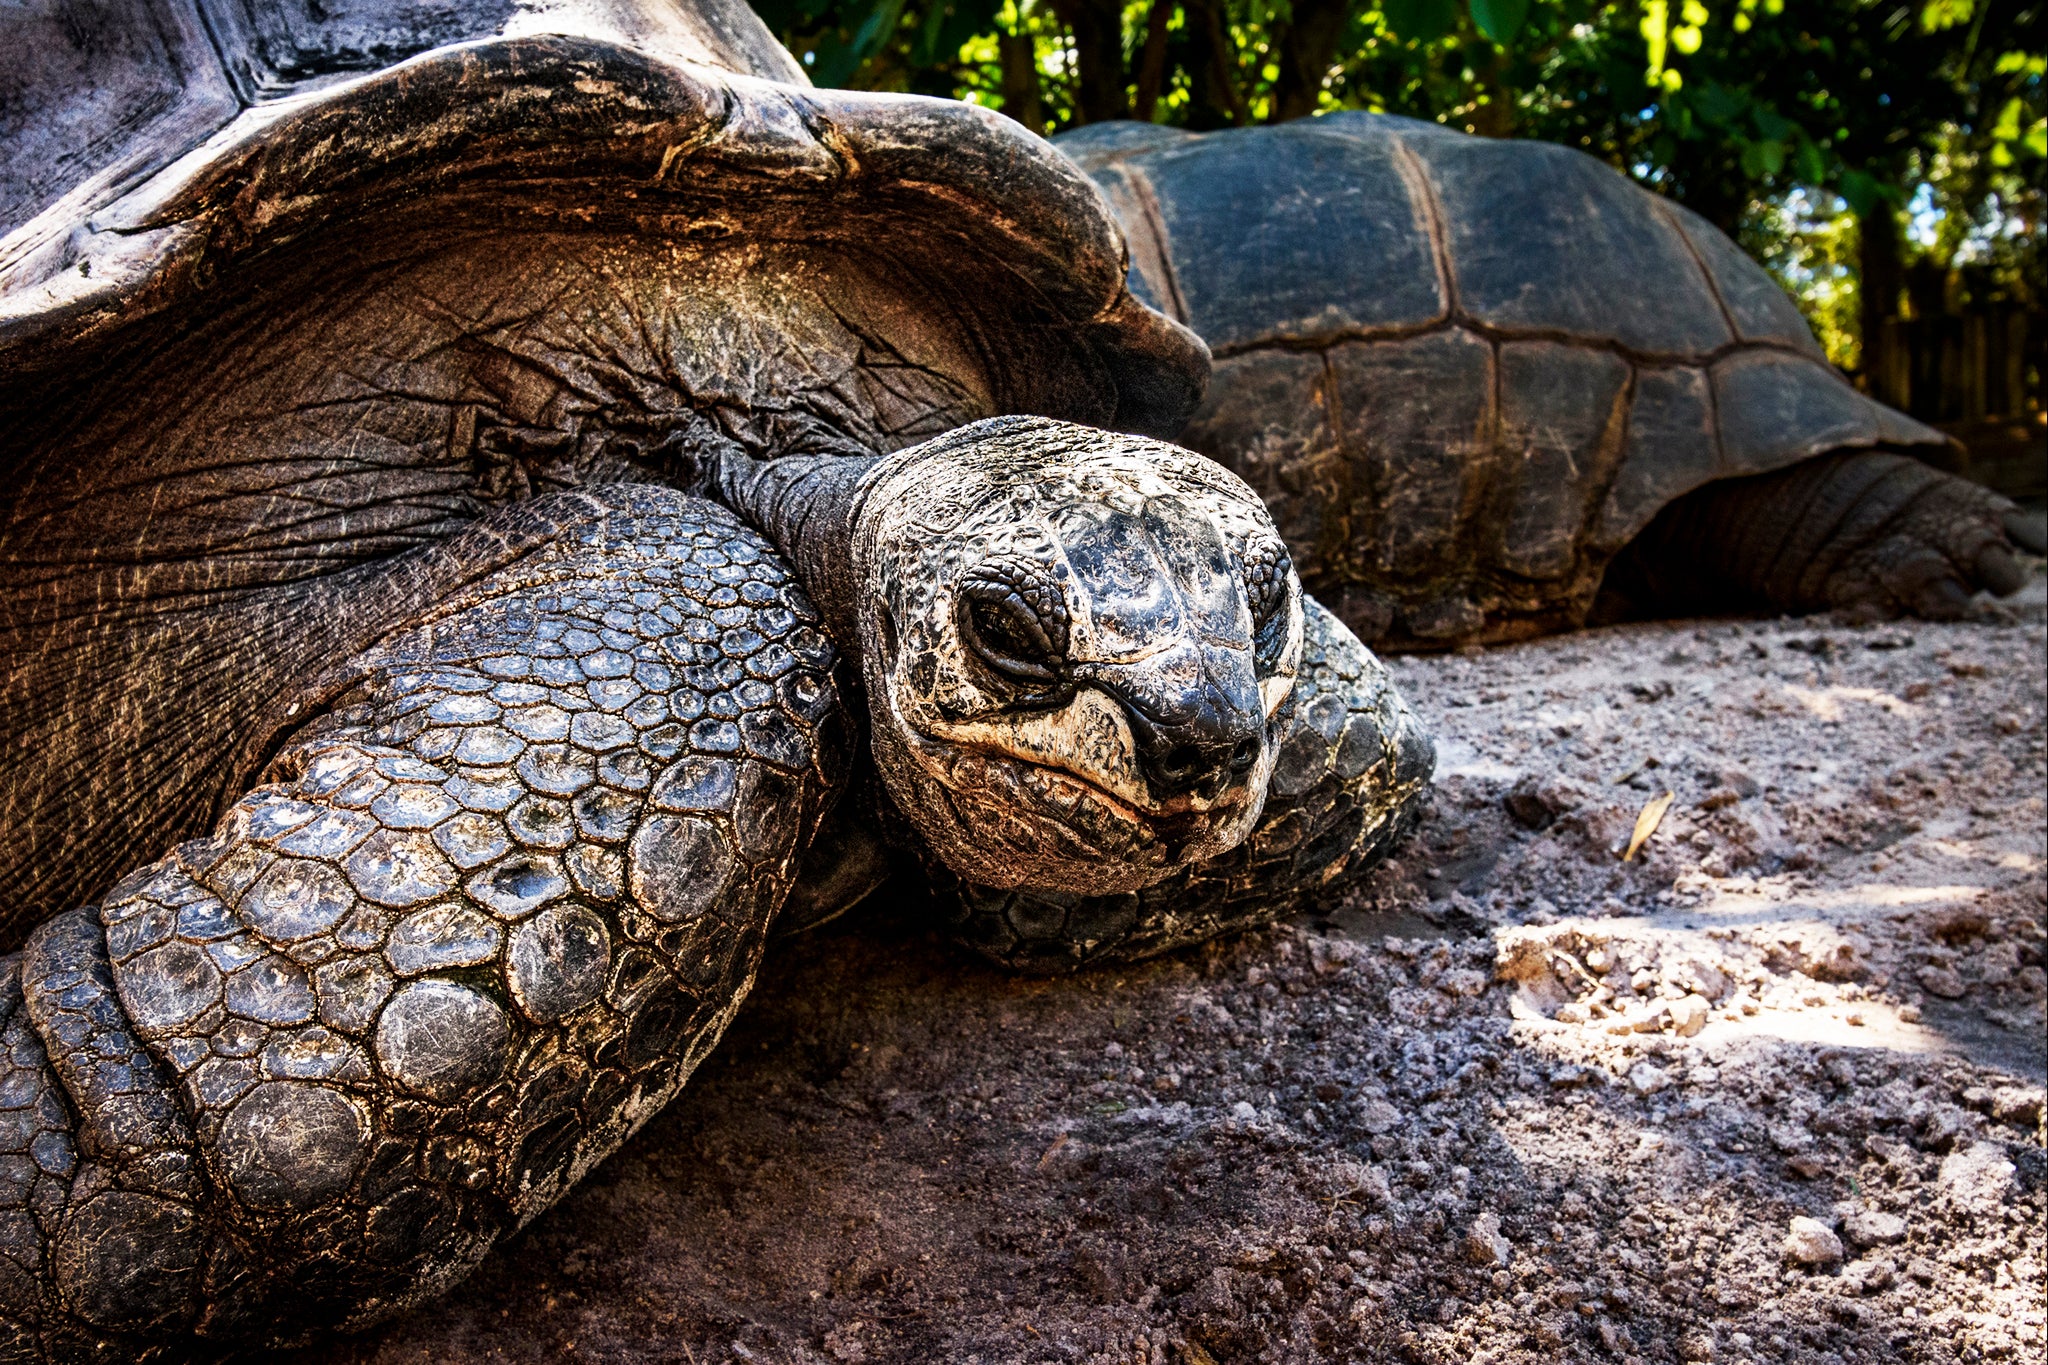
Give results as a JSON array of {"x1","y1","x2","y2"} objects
[
  {"x1": 948, "y1": 730, "x2": 1258, "y2": 827},
  {"x1": 886, "y1": 722, "x2": 1263, "y2": 893}
]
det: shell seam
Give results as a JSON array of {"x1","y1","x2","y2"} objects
[
  {"x1": 1208, "y1": 320, "x2": 1904, "y2": 400},
  {"x1": 1576, "y1": 362, "x2": 1642, "y2": 557},
  {"x1": 1118, "y1": 165, "x2": 1188, "y2": 325},
  {"x1": 1647, "y1": 196, "x2": 1745, "y2": 348},
  {"x1": 1387, "y1": 135, "x2": 1459, "y2": 321}
]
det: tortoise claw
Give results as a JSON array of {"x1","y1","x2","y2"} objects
[
  {"x1": 1910, "y1": 570, "x2": 1975, "y2": 621},
  {"x1": 2004, "y1": 507, "x2": 2047, "y2": 556},
  {"x1": 1975, "y1": 541, "x2": 2027, "y2": 597}
]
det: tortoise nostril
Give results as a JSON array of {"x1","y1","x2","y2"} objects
[{"x1": 1109, "y1": 690, "x2": 1261, "y2": 800}]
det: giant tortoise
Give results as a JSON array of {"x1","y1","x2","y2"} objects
[
  {"x1": 0, "y1": 1, "x2": 1429, "y2": 1356},
  {"x1": 1058, "y1": 115, "x2": 2041, "y2": 650}
]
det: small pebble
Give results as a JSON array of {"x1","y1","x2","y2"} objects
[
  {"x1": 1840, "y1": 1208, "x2": 1908, "y2": 1248},
  {"x1": 1917, "y1": 965, "x2": 1967, "y2": 999},
  {"x1": 1627, "y1": 1061, "x2": 1670, "y2": 1095},
  {"x1": 1358, "y1": 1098, "x2": 1401, "y2": 1133},
  {"x1": 1782, "y1": 1216, "x2": 1843, "y2": 1266},
  {"x1": 1464, "y1": 1211, "x2": 1512, "y2": 1267},
  {"x1": 1938, "y1": 1143, "x2": 2016, "y2": 1216},
  {"x1": 1666, "y1": 994, "x2": 1711, "y2": 1037}
]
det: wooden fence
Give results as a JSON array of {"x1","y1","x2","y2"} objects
[{"x1": 1866, "y1": 303, "x2": 2045, "y2": 500}]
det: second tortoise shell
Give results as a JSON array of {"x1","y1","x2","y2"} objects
[{"x1": 1059, "y1": 114, "x2": 1947, "y2": 647}]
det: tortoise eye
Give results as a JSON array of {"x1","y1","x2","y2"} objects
[
  {"x1": 957, "y1": 560, "x2": 1070, "y2": 686},
  {"x1": 1242, "y1": 540, "x2": 1293, "y2": 668}
]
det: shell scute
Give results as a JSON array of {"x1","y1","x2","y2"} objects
[
  {"x1": 205, "y1": 0, "x2": 524, "y2": 97},
  {"x1": 1417, "y1": 135, "x2": 1731, "y2": 356},
  {"x1": 1141, "y1": 124, "x2": 1446, "y2": 351},
  {"x1": 1326, "y1": 329, "x2": 1494, "y2": 582},
  {"x1": 1492, "y1": 340, "x2": 1631, "y2": 581},
  {"x1": 1179, "y1": 350, "x2": 1342, "y2": 581},
  {"x1": 1592, "y1": 365, "x2": 1719, "y2": 552},
  {"x1": 1661, "y1": 199, "x2": 1825, "y2": 359},
  {"x1": 0, "y1": 0, "x2": 237, "y2": 246},
  {"x1": 1713, "y1": 350, "x2": 1881, "y2": 470}
]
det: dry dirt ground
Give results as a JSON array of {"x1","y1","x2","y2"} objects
[{"x1": 306, "y1": 570, "x2": 2048, "y2": 1365}]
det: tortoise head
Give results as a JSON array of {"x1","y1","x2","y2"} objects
[{"x1": 851, "y1": 417, "x2": 1302, "y2": 896}]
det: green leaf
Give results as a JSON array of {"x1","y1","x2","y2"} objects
[
  {"x1": 1920, "y1": 0, "x2": 1972, "y2": 31},
  {"x1": 1839, "y1": 168, "x2": 1883, "y2": 217},
  {"x1": 1991, "y1": 95, "x2": 2023, "y2": 141},
  {"x1": 1469, "y1": 0, "x2": 1529, "y2": 43},
  {"x1": 1382, "y1": 0, "x2": 1459, "y2": 44},
  {"x1": 852, "y1": 0, "x2": 907, "y2": 53},
  {"x1": 1738, "y1": 139, "x2": 1787, "y2": 178},
  {"x1": 1690, "y1": 82, "x2": 1746, "y2": 125},
  {"x1": 1639, "y1": 0, "x2": 1669, "y2": 73},
  {"x1": 1751, "y1": 108, "x2": 1796, "y2": 142},
  {"x1": 1795, "y1": 138, "x2": 1827, "y2": 183}
]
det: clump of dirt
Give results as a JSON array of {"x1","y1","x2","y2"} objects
[{"x1": 308, "y1": 577, "x2": 2047, "y2": 1365}]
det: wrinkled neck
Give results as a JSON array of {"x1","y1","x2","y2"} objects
[{"x1": 708, "y1": 452, "x2": 878, "y2": 660}]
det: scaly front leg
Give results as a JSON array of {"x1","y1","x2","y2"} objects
[{"x1": 0, "y1": 485, "x2": 847, "y2": 1358}]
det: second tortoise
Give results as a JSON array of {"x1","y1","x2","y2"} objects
[{"x1": 1059, "y1": 115, "x2": 2041, "y2": 651}]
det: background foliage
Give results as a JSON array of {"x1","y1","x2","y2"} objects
[{"x1": 749, "y1": 0, "x2": 2043, "y2": 381}]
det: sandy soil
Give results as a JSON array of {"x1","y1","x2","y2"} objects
[{"x1": 305, "y1": 571, "x2": 2048, "y2": 1365}]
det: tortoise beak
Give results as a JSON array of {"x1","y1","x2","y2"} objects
[{"x1": 1076, "y1": 647, "x2": 1266, "y2": 806}]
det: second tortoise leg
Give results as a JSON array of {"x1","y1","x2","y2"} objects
[{"x1": 1607, "y1": 450, "x2": 2039, "y2": 622}]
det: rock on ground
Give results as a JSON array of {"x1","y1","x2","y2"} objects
[{"x1": 309, "y1": 575, "x2": 2048, "y2": 1365}]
